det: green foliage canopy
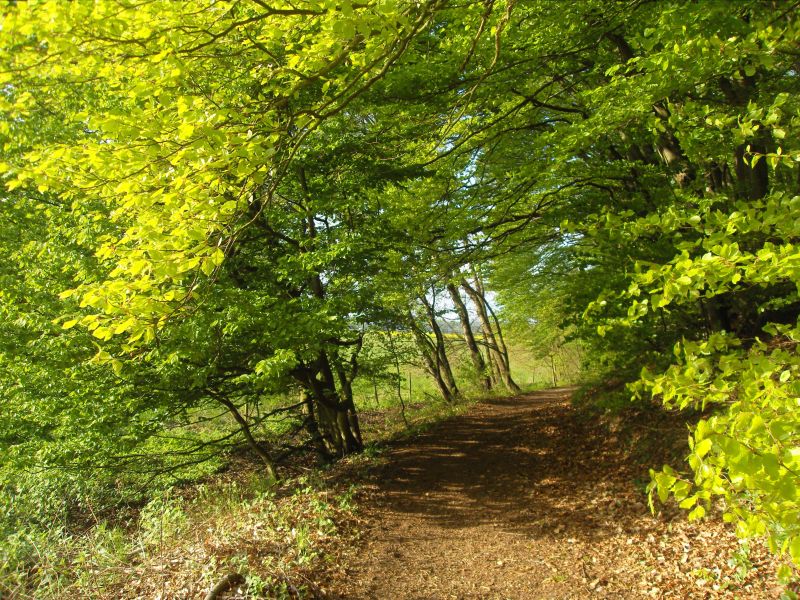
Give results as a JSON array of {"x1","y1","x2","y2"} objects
[{"x1": 3, "y1": 0, "x2": 800, "y2": 581}]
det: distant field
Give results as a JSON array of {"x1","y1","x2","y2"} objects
[{"x1": 350, "y1": 331, "x2": 582, "y2": 427}]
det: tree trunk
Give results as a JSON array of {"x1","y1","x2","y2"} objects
[
  {"x1": 447, "y1": 283, "x2": 491, "y2": 391},
  {"x1": 316, "y1": 350, "x2": 362, "y2": 455},
  {"x1": 302, "y1": 390, "x2": 333, "y2": 462},
  {"x1": 484, "y1": 343, "x2": 503, "y2": 387},
  {"x1": 335, "y1": 362, "x2": 363, "y2": 448},
  {"x1": 212, "y1": 392, "x2": 278, "y2": 481},
  {"x1": 420, "y1": 296, "x2": 461, "y2": 400},
  {"x1": 293, "y1": 356, "x2": 362, "y2": 458},
  {"x1": 298, "y1": 198, "x2": 363, "y2": 454},
  {"x1": 483, "y1": 294, "x2": 520, "y2": 393},
  {"x1": 410, "y1": 317, "x2": 458, "y2": 403},
  {"x1": 461, "y1": 278, "x2": 521, "y2": 393}
]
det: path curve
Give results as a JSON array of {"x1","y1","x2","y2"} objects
[{"x1": 326, "y1": 389, "x2": 780, "y2": 599}]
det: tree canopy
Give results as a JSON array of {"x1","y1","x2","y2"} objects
[{"x1": 3, "y1": 0, "x2": 800, "y2": 586}]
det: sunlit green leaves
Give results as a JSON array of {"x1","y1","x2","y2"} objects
[{"x1": 1, "y1": 0, "x2": 440, "y2": 342}]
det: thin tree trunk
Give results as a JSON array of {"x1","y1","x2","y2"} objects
[
  {"x1": 211, "y1": 392, "x2": 278, "y2": 480},
  {"x1": 447, "y1": 283, "x2": 491, "y2": 391},
  {"x1": 461, "y1": 278, "x2": 520, "y2": 393},
  {"x1": 483, "y1": 342, "x2": 502, "y2": 386},
  {"x1": 482, "y1": 294, "x2": 521, "y2": 392},
  {"x1": 484, "y1": 298, "x2": 511, "y2": 368},
  {"x1": 409, "y1": 317, "x2": 457, "y2": 403},
  {"x1": 420, "y1": 295, "x2": 461, "y2": 400}
]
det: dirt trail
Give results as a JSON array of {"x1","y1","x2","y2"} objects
[{"x1": 326, "y1": 389, "x2": 781, "y2": 599}]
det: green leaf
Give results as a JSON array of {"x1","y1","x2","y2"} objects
[
  {"x1": 200, "y1": 258, "x2": 215, "y2": 276},
  {"x1": 177, "y1": 122, "x2": 195, "y2": 139},
  {"x1": 695, "y1": 438, "x2": 712, "y2": 458},
  {"x1": 688, "y1": 505, "x2": 706, "y2": 521}
]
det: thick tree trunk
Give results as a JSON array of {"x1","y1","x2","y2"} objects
[
  {"x1": 334, "y1": 361, "x2": 363, "y2": 448},
  {"x1": 314, "y1": 399, "x2": 343, "y2": 455},
  {"x1": 447, "y1": 283, "x2": 491, "y2": 391},
  {"x1": 293, "y1": 354, "x2": 363, "y2": 459},
  {"x1": 319, "y1": 368, "x2": 361, "y2": 455},
  {"x1": 313, "y1": 391, "x2": 361, "y2": 456},
  {"x1": 302, "y1": 390, "x2": 333, "y2": 462}
]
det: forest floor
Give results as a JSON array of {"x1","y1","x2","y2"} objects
[{"x1": 319, "y1": 388, "x2": 786, "y2": 600}]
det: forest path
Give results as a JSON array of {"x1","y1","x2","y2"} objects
[{"x1": 324, "y1": 389, "x2": 779, "y2": 599}]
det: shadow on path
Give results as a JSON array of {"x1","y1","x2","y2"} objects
[
  {"x1": 324, "y1": 388, "x2": 780, "y2": 599},
  {"x1": 370, "y1": 388, "x2": 638, "y2": 542}
]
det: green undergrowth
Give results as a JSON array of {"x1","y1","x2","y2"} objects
[
  {"x1": 1, "y1": 337, "x2": 555, "y2": 599},
  {"x1": 0, "y1": 385, "x2": 486, "y2": 599},
  {"x1": 1, "y1": 466, "x2": 361, "y2": 599},
  {"x1": 574, "y1": 382, "x2": 800, "y2": 595}
]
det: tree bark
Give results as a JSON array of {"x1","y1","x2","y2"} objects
[
  {"x1": 447, "y1": 283, "x2": 491, "y2": 391},
  {"x1": 461, "y1": 278, "x2": 521, "y2": 393},
  {"x1": 482, "y1": 294, "x2": 520, "y2": 392},
  {"x1": 409, "y1": 315, "x2": 458, "y2": 403},
  {"x1": 301, "y1": 390, "x2": 332, "y2": 462},
  {"x1": 293, "y1": 355, "x2": 363, "y2": 458},
  {"x1": 334, "y1": 360, "x2": 363, "y2": 448},
  {"x1": 420, "y1": 295, "x2": 461, "y2": 400}
]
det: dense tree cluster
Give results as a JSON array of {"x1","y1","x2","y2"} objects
[{"x1": 2, "y1": 0, "x2": 800, "y2": 582}]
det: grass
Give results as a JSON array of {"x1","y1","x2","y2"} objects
[
  {"x1": 1, "y1": 467, "x2": 359, "y2": 599},
  {"x1": 351, "y1": 334, "x2": 580, "y2": 420}
]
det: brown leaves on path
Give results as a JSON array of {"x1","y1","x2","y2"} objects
[{"x1": 323, "y1": 389, "x2": 783, "y2": 599}]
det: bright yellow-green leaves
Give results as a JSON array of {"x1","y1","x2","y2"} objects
[
  {"x1": 607, "y1": 193, "x2": 800, "y2": 323},
  {"x1": 1, "y1": 0, "x2": 438, "y2": 342},
  {"x1": 4, "y1": 0, "x2": 800, "y2": 579},
  {"x1": 645, "y1": 326, "x2": 800, "y2": 569}
]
